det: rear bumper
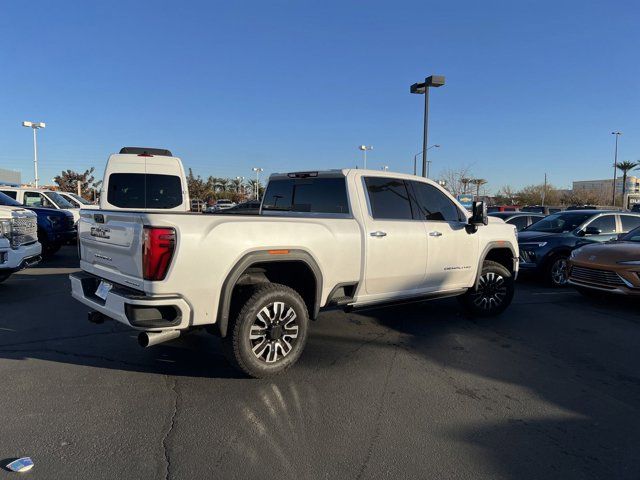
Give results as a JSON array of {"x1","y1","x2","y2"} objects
[{"x1": 69, "y1": 272, "x2": 192, "y2": 331}]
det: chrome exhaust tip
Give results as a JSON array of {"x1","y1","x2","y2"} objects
[{"x1": 138, "y1": 330, "x2": 181, "y2": 348}]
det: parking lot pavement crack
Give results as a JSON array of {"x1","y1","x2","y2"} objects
[
  {"x1": 355, "y1": 343, "x2": 398, "y2": 480},
  {"x1": 161, "y1": 376, "x2": 179, "y2": 480}
]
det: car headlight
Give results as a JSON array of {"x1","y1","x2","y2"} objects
[
  {"x1": 520, "y1": 242, "x2": 547, "y2": 248},
  {"x1": 0, "y1": 219, "x2": 11, "y2": 238},
  {"x1": 617, "y1": 260, "x2": 640, "y2": 265}
]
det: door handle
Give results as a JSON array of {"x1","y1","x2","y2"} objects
[
  {"x1": 429, "y1": 231, "x2": 443, "y2": 237},
  {"x1": 370, "y1": 231, "x2": 387, "y2": 237}
]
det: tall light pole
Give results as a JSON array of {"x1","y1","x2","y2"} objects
[
  {"x1": 252, "y1": 167, "x2": 263, "y2": 200},
  {"x1": 22, "y1": 121, "x2": 46, "y2": 188},
  {"x1": 413, "y1": 144, "x2": 440, "y2": 176},
  {"x1": 358, "y1": 145, "x2": 373, "y2": 169},
  {"x1": 612, "y1": 131, "x2": 622, "y2": 206},
  {"x1": 410, "y1": 75, "x2": 445, "y2": 177}
]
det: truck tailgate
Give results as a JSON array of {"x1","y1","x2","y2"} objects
[{"x1": 78, "y1": 210, "x2": 145, "y2": 291}]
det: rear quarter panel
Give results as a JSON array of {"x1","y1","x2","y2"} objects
[{"x1": 140, "y1": 214, "x2": 362, "y2": 326}]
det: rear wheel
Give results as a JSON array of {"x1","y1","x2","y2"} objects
[
  {"x1": 547, "y1": 254, "x2": 569, "y2": 287},
  {"x1": 222, "y1": 283, "x2": 309, "y2": 378},
  {"x1": 459, "y1": 260, "x2": 514, "y2": 317}
]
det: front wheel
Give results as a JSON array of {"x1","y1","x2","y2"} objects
[
  {"x1": 222, "y1": 283, "x2": 309, "y2": 378},
  {"x1": 547, "y1": 254, "x2": 569, "y2": 287},
  {"x1": 459, "y1": 260, "x2": 514, "y2": 317}
]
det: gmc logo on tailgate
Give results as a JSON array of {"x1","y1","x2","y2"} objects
[{"x1": 90, "y1": 226, "x2": 111, "y2": 239}]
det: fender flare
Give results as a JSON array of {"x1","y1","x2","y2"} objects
[
  {"x1": 474, "y1": 241, "x2": 518, "y2": 289},
  {"x1": 216, "y1": 249, "x2": 323, "y2": 337}
]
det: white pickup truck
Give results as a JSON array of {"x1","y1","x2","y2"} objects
[
  {"x1": 0, "y1": 205, "x2": 41, "y2": 283},
  {"x1": 70, "y1": 147, "x2": 519, "y2": 377}
]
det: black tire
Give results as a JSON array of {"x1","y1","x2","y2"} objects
[
  {"x1": 222, "y1": 283, "x2": 309, "y2": 378},
  {"x1": 42, "y1": 242, "x2": 61, "y2": 259},
  {"x1": 546, "y1": 254, "x2": 569, "y2": 287},
  {"x1": 0, "y1": 273, "x2": 11, "y2": 283},
  {"x1": 459, "y1": 260, "x2": 515, "y2": 317}
]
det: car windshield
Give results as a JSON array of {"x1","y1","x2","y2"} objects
[
  {"x1": 524, "y1": 212, "x2": 592, "y2": 233},
  {"x1": 69, "y1": 193, "x2": 92, "y2": 205},
  {"x1": 621, "y1": 226, "x2": 640, "y2": 242},
  {"x1": 45, "y1": 192, "x2": 75, "y2": 209},
  {"x1": 0, "y1": 191, "x2": 22, "y2": 207}
]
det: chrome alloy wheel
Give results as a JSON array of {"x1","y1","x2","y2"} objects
[
  {"x1": 551, "y1": 258, "x2": 569, "y2": 286},
  {"x1": 250, "y1": 301, "x2": 299, "y2": 363},
  {"x1": 471, "y1": 272, "x2": 508, "y2": 311}
]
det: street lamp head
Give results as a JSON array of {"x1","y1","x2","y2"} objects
[
  {"x1": 22, "y1": 121, "x2": 45, "y2": 129},
  {"x1": 411, "y1": 75, "x2": 445, "y2": 94},
  {"x1": 611, "y1": 131, "x2": 622, "y2": 135},
  {"x1": 434, "y1": 144, "x2": 441, "y2": 148},
  {"x1": 426, "y1": 75, "x2": 445, "y2": 87},
  {"x1": 410, "y1": 82, "x2": 426, "y2": 94},
  {"x1": 358, "y1": 145, "x2": 373, "y2": 151}
]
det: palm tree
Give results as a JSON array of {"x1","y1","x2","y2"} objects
[
  {"x1": 471, "y1": 178, "x2": 487, "y2": 198},
  {"x1": 216, "y1": 178, "x2": 230, "y2": 193},
  {"x1": 616, "y1": 161, "x2": 638, "y2": 199},
  {"x1": 461, "y1": 178, "x2": 472, "y2": 194}
]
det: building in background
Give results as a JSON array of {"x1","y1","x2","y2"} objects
[
  {"x1": 572, "y1": 177, "x2": 640, "y2": 195},
  {"x1": 0, "y1": 168, "x2": 21, "y2": 186}
]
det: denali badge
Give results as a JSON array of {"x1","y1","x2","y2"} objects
[{"x1": 90, "y1": 226, "x2": 111, "y2": 239}]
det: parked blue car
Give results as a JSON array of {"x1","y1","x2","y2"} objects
[
  {"x1": 518, "y1": 210, "x2": 640, "y2": 286},
  {"x1": 0, "y1": 191, "x2": 76, "y2": 257}
]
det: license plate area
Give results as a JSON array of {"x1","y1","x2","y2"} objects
[{"x1": 95, "y1": 280, "x2": 113, "y2": 300}]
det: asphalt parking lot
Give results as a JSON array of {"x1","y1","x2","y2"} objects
[{"x1": 1, "y1": 247, "x2": 639, "y2": 479}]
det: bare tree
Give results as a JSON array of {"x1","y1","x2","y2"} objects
[{"x1": 438, "y1": 166, "x2": 474, "y2": 197}]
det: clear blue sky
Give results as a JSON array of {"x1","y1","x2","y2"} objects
[{"x1": 1, "y1": 0, "x2": 639, "y2": 192}]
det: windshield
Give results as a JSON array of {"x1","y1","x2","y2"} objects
[
  {"x1": 44, "y1": 192, "x2": 75, "y2": 209},
  {"x1": 0, "y1": 191, "x2": 22, "y2": 207},
  {"x1": 525, "y1": 212, "x2": 592, "y2": 233},
  {"x1": 69, "y1": 193, "x2": 92, "y2": 205},
  {"x1": 621, "y1": 226, "x2": 640, "y2": 242}
]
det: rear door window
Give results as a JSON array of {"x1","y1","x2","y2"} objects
[
  {"x1": 620, "y1": 215, "x2": 640, "y2": 232},
  {"x1": 364, "y1": 177, "x2": 413, "y2": 220},
  {"x1": 587, "y1": 215, "x2": 616, "y2": 234},
  {"x1": 262, "y1": 177, "x2": 349, "y2": 214},
  {"x1": 107, "y1": 173, "x2": 183, "y2": 209},
  {"x1": 0, "y1": 190, "x2": 17, "y2": 199}
]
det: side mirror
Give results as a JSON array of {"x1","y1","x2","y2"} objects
[
  {"x1": 584, "y1": 226, "x2": 602, "y2": 236},
  {"x1": 470, "y1": 201, "x2": 488, "y2": 226}
]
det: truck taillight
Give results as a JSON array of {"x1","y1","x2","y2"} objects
[{"x1": 142, "y1": 227, "x2": 176, "y2": 281}]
